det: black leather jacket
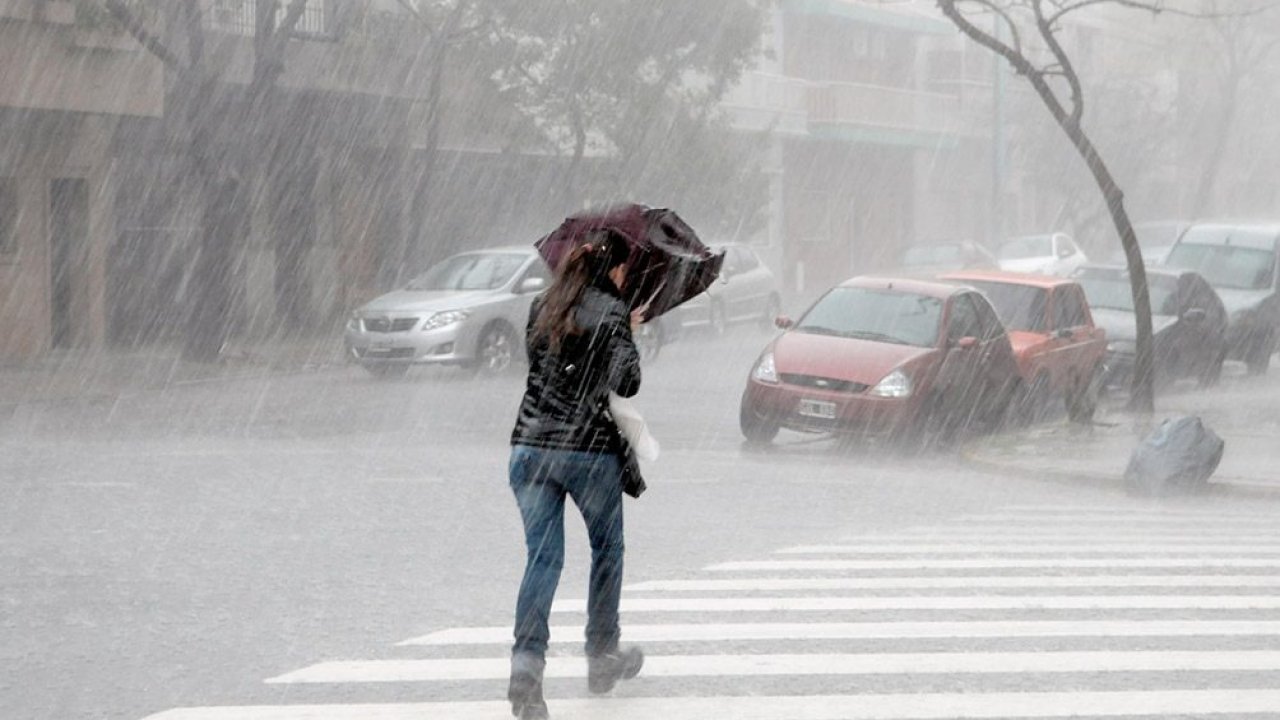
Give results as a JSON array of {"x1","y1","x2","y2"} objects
[{"x1": 511, "y1": 280, "x2": 641, "y2": 452}]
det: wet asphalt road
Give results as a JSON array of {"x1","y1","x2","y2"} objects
[{"x1": 2, "y1": 326, "x2": 1273, "y2": 720}]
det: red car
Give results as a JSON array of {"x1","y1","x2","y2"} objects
[
  {"x1": 739, "y1": 276, "x2": 1021, "y2": 445},
  {"x1": 940, "y1": 270, "x2": 1107, "y2": 421}
]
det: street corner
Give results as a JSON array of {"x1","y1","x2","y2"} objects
[
  {"x1": 960, "y1": 418, "x2": 1134, "y2": 492},
  {"x1": 961, "y1": 412, "x2": 1280, "y2": 501}
]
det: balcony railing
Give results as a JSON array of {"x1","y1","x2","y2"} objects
[
  {"x1": 722, "y1": 71, "x2": 966, "y2": 139},
  {"x1": 209, "y1": 0, "x2": 333, "y2": 39},
  {"x1": 808, "y1": 81, "x2": 959, "y2": 135}
]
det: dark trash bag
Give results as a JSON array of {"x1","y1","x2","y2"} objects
[{"x1": 1124, "y1": 416, "x2": 1224, "y2": 496}]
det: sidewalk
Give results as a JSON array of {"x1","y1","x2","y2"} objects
[
  {"x1": 963, "y1": 371, "x2": 1280, "y2": 496},
  {"x1": 0, "y1": 335, "x2": 348, "y2": 408}
]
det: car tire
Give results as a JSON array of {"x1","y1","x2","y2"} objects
[
  {"x1": 708, "y1": 301, "x2": 727, "y2": 337},
  {"x1": 917, "y1": 393, "x2": 958, "y2": 450},
  {"x1": 1245, "y1": 329, "x2": 1274, "y2": 375},
  {"x1": 760, "y1": 295, "x2": 781, "y2": 331},
  {"x1": 473, "y1": 322, "x2": 518, "y2": 375},
  {"x1": 739, "y1": 397, "x2": 780, "y2": 444},
  {"x1": 1197, "y1": 347, "x2": 1226, "y2": 388},
  {"x1": 635, "y1": 322, "x2": 663, "y2": 364},
  {"x1": 364, "y1": 363, "x2": 409, "y2": 379},
  {"x1": 1067, "y1": 365, "x2": 1102, "y2": 424},
  {"x1": 1018, "y1": 373, "x2": 1053, "y2": 424}
]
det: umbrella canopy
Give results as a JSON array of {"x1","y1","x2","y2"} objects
[{"x1": 534, "y1": 204, "x2": 725, "y2": 321}]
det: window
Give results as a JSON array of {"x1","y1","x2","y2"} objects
[
  {"x1": 735, "y1": 246, "x2": 760, "y2": 272},
  {"x1": 998, "y1": 236, "x2": 1053, "y2": 260},
  {"x1": 1053, "y1": 286, "x2": 1090, "y2": 330},
  {"x1": 970, "y1": 293, "x2": 1008, "y2": 340},
  {"x1": 519, "y1": 258, "x2": 551, "y2": 287},
  {"x1": 965, "y1": 280, "x2": 1047, "y2": 333},
  {"x1": 0, "y1": 178, "x2": 16, "y2": 255},
  {"x1": 796, "y1": 287, "x2": 942, "y2": 348},
  {"x1": 947, "y1": 294, "x2": 983, "y2": 342},
  {"x1": 1165, "y1": 241, "x2": 1276, "y2": 291},
  {"x1": 406, "y1": 252, "x2": 528, "y2": 291}
]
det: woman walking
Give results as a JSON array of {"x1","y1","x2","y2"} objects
[{"x1": 507, "y1": 229, "x2": 645, "y2": 720}]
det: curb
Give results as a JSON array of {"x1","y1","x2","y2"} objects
[{"x1": 961, "y1": 446, "x2": 1280, "y2": 502}]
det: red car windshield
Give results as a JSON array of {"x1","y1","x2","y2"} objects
[
  {"x1": 962, "y1": 280, "x2": 1048, "y2": 333},
  {"x1": 796, "y1": 287, "x2": 942, "y2": 348}
]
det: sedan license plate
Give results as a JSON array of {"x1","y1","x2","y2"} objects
[{"x1": 797, "y1": 398, "x2": 836, "y2": 419}]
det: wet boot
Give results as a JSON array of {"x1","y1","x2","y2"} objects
[
  {"x1": 508, "y1": 653, "x2": 549, "y2": 720},
  {"x1": 587, "y1": 646, "x2": 644, "y2": 694}
]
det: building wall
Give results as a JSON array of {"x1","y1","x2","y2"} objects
[{"x1": 0, "y1": 6, "x2": 160, "y2": 362}]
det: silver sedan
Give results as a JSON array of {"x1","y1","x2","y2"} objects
[{"x1": 344, "y1": 247, "x2": 549, "y2": 377}]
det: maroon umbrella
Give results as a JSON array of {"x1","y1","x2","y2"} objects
[{"x1": 534, "y1": 204, "x2": 725, "y2": 322}]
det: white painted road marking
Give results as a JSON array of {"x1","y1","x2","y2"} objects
[
  {"x1": 267, "y1": 650, "x2": 1280, "y2": 684},
  {"x1": 780, "y1": 543, "x2": 1280, "y2": 554},
  {"x1": 625, "y1": 574, "x2": 1280, "y2": 591},
  {"x1": 398, "y1": 619, "x2": 1280, "y2": 646},
  {"x1": 139, "y1": 689, "x2": 1280, "y2": 719},
  {"x1": 552, "y1": 594, "x2": 1280, "y2": 612},
  {"x1": 710, "y1": 557, "x2": 1280, "y2": 571}
]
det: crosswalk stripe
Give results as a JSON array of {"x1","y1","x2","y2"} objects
[
  {"x1": 552, "y1": 595, "x2": 1280, "y2": 612},
  {"x1": 710, "y1": 558, "x2": 1280, "y2": 571},
  {"x1": 397, "y1": 619, "x2": 1280, "y2": 646},
  {"x1": 138, "y1": 689, "x2": 1280, "y2": 719},
  {"x1": 967, "y1": 507, "x2": 1279, "y2": 517},
  {"x1": 266, "y1": 650, "x2": 1280, "y2": 684},
  {"x1": 780, "y1": 544, "x2": 1280, "y2": 554},
  {"x1": 626, "y1": 574, "x2": 1280, "y2": 591},
  {"x1": 954, "y1": 513, "x2": 1280, "y2": 523},
  {"x1": 855, "y1": 531, "x2": 1280, "y2": 540}
]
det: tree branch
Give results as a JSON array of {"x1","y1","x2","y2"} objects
[
  {"x1": 1033, "y1": 0, "x2": 1084, "y2": 123},
  {"x1": 103, "y1": 0, "x2": 183, "y2": 69}
]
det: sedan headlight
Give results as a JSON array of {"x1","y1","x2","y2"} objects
[
  {"x1": 869, "y1": 368, "x2": 912, "y2": 398},
  {"x1": 753, "y1": 351, "x2": 779, "y2": 384},
  {"x1": 421, "y1": 310, "x2": 470, "y2": 332},
  {"x1": 1107, "y1": 340, "x2": 1135, "y2": 355}
]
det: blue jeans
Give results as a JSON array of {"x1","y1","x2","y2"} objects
[{"x1": 509, "y1": 444, "x2": 624, "y2": 660}]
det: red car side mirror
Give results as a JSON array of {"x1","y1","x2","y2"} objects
[
  {"x1": 957, "y1": 336, "x2": 979, "y2": 350},
  {"x1": 775, "y1": 315, "x2": 794, "y2": 330}
]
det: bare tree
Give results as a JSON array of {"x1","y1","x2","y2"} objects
[
  {"x1": 101, "y1": 0, "x2": 310, "y2": 360},
  {"x1": 935, "y1": 0, "x2": 1193, "y2": 413},
  {"x1": 1185, "y1": 1, "x2": 1280, "y2": 215}
]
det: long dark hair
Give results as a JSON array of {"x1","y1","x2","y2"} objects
[{"x1": 533, "y1": 229, "x2": 630, "y2": 353}]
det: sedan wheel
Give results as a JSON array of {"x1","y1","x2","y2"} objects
[
  {"x1": 1245, "y1": 330, "x2": 1274, "y2": 375},
  {"x1": 708, "y1": 301, "x2": 727, "y2": 337},
  {"x1": 635, "y1": 322, "x2": 663, "y2": 363},
  {"x1": 476, "y1": 324, "x2": 516, "y2": 375}
]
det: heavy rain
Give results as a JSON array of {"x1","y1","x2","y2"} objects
[{"x1": 4, "y1": 0, "x2": 1280, "y2": 718}]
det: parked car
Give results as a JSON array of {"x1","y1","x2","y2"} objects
[
  {"x1": 1073, "y1": 264, "x2": 1228, "y2": 390},
  {"x1": 344, "y1": 246, "x2": 549, "y2": 377},
  {"x1": 996, "y1": 232, "x2": 1088, "y2": 276},
  {"x1": 897, "y1": 240, "x2": 998, "y2": 275},
  {"x1": 1104, "y1": 220, "x2": 1188, "y2": 266},
  {"x1": 739, "y1": 276, "x2": 1020, "y2": 445},
  {"x1": 678, "y1": 243, "x2": 780, "y2": 334},
  {"x1": 939, "y1": 270, "x2": 1107, "y2": 422},
  {"x1": 1162, "y1": 223, "x2": 1280, "y2": 374}
]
